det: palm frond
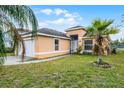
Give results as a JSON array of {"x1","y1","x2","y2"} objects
[
  {"x1": 104, "y1": 27, "x2": 119, "y2": 35},
  {"x1": 0, "y1": 5, "x2": 38, "y2": 64},
  {"x1": 0, "y1": 5, "x2": 38, "y2": 33},
  {"x1": 86, "y1": 27, "x2": 96, "y2": 36},
  {"x1": 98, "y1": 19, "x2": 113, "y2": 31},
  {"x1": 87, "y1": 19, "x2": 117, "y2": 36}
]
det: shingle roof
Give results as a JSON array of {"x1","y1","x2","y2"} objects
[
  {"x1": 22, "y1": 28, "x2": 67, "y2": 37},
  {"x1": 65, "y1": 26, "x2": 86, "y2": 32},
  {"x1": 38, "y1": 28, "x2": 67, "y2": 37},
  {"x1": 68, "y1": 26, "x2": 83, "y2": 29}
]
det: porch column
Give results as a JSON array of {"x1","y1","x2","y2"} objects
[{"x1": 78, "y1": 36, "x2": 83, "y2": 53}]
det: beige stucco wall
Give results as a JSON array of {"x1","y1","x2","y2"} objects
[
  {"x1": 66, "y1": 29, "x2": 86, "y2": 37},
  {"x1": 34, "y1": 35, "x2": 70, "y2": 59},
  {"x1": 66, "y1": 29, "x2": 87, "y2": 50}
]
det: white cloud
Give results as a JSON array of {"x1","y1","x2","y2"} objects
[
  {"x1": 64, "y1": 13, "x2": 73, "y2": 17},
  {"x1": 38, "y1": 22, "x2": 48, "y2": 27},
  {"x1": 38, "y1": 8, "x2": 83, "y2": 28},
  {"x1": 40, "y1": 8, "x2": 68, "y2": 16},
  {"x1": 67, "y1": 17, "x2": 77, "y2": 25},
  {"x1": 54, "y1": 8, "x2": 67, "y2": 16},
  {"x1": 45, "y1": 17, "x2": 78, "y2": 26},
  {"x1": 40, "y1": 9, "x2": 53, "y2": 15},
  {"x1": 48, "y1": 18, "x2": 65, "y2": 25},
  {"x1": 39, "y1": 8, "x2": 82, "y2": 20}
]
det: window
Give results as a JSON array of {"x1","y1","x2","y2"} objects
[
  {"x1": 55, "y1": 39, "x2": 59, "y2": 51},
  {"x1": 85, "y1": 40, "x2": 92, "y2": 44},
  {"x1": 84, "y1": 40, "x2": 93, "y2": 50}
]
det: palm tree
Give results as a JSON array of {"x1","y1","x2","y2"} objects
[
  {"x1": 87, "y1": 19, "x2": 119, "y2": 64},
  {"x1": 0, "y1": 5, "x2": 38, "y2": 64}
]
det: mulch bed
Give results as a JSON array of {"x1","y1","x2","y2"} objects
[{"x1": 92, "y1": 61, "x2": 111, "y2": 68}]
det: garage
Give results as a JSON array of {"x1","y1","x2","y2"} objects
[{"x1": 18, "y1": 39, "x2": 35, "y2": 57}]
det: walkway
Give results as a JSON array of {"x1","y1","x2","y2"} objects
[{"x1": 4, "y1": 55, "x2": 68, "y2": 66}]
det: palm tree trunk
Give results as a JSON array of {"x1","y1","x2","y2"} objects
[
  {"x1": 97, "y1": 35, "x2": 103, "y2": 64},
  {"x1": 21, "y1": 39, "x2": 25, "y2": 62},
  {"x1": 13, "y1": 29, "x2": 25, "y2": 62},
  {"x1": 97, "y1": 46, "x2": 103, "y2": 64}
]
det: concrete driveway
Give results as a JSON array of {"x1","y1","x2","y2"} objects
[
  {"x1": 4, "y1": 56, "x2": 35, "y2": 65},
  {"x1": 3, "y1": 55, "x2": 68, "y2": 66}
]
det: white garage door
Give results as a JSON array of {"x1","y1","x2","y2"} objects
[{"x1": 18, "y1": 39, "x2": 35, "y2": 57}]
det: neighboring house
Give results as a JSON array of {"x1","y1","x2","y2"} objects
[{"x1": 17, "y1": 26, "x2": 107, "y2": 59}]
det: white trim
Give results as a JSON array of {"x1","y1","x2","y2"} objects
[
  {"x1": 82, "y1": 37, "x2": 93, "y2": 39},
  {"x1": 22, "y1": 32, "x2": 70, "y2": 40},
  {"x1": 38, "y1": 33, "x2": 70, "y2": 39},
  {"x1": 35, "y1": 50, "x2": 70, "y2": 55},
  {"x1": 23, "y1": 38, "x2": 34, "y2": 41},
  {"x1": 22, "y1": 34, "x2": 33, "y2": 38}
]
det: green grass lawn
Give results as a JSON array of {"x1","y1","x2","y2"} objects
[{"x1": 0, "y1": 51, "x2": 124, "y2": 88}]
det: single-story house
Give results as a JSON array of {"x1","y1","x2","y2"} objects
[{"x1": 17, "y1": 26, "x2": 106, "y2": 59}]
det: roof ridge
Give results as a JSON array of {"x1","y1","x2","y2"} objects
[
  {"x1": 65, "y1": 25, "x2": 86, "y2": 32},
  {"x1": 37, "y1": 28, "x2": 67, "y2": 37},
  {"x1": 39, "y1": 28, "x2": 65, "y2": 33}
]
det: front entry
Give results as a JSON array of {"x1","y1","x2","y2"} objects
[{"x1": 70, "y1": 35, "x2": 78, "y2": 53}]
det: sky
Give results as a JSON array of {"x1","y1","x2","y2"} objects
[{"x1": 30, "y1": 5, "x2": 124, "y2": 40}]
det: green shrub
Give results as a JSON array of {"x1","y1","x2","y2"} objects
[{"x1": 76, "y1": 46, "x2": 83, "y2": 54}]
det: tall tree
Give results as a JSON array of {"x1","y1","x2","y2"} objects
[
  {"x1": 0, "y1": 5, "x2": 38, "y2": 64},
  {"x1": 87, "y1": 19, "x2": 119, "y2": 64}
]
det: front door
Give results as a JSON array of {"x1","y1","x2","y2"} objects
[
  {"x1": 71, "y1": 40, "x2": 78, "y2": 53},
  {"x1": 70, "y1": 35, "x2": 78, "y2": 53}
]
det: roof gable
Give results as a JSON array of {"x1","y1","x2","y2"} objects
[{"x1": 65, "y1": 26, "x2": 86, "y2": 32}]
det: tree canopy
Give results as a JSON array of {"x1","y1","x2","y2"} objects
[
  {"x1": 0, "y1": 5, "x2": 38, "y2": 64},
  {"x1": 87, "y1": 19, "x2": 119, "y2": 37}
]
